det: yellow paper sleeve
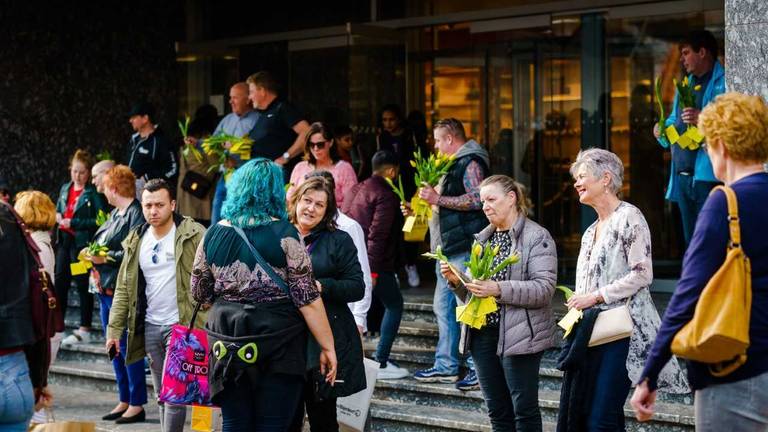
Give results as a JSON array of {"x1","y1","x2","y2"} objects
[
  {"x1": 665, "y1": 125, "x2": 680, "y2": 144},
  {"x1": 191, "y1": 406, "x2": 214, "y2": 431}
]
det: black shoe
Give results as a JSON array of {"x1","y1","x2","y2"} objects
[
  {"x1": 101, "y1": 409, "x2": 127, "y2": 421},
  {"x1": 115, "y1": 409, "x2": 145, "y2": 424}
]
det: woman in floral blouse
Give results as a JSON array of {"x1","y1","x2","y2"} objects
[
  {"x1": 191, "y1": 158, "x2": 337, "y2": 431},
  {"x1": 565, "y1": 148, "x2": 688, "y2": 430}
]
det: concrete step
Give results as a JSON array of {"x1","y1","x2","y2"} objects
[
  {"x1": 49, "y1": 360, "x2": 153, "y2": 394},
  {"x1": 373, "y1": 378, "x2": 695, "y2": 432},
  {"x1": 401, "y1": 300, "x2": 437, "y2": 325},
  {"x1": 370, "y1": 400, "x2": 557, "y2": 431},
  {"x1": 362, "y1": 343, "x2": 692, "y2": 405}
]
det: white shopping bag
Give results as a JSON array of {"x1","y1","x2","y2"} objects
[{"x1": 337, "y1": 358, "x2": 378, "y2": 431}]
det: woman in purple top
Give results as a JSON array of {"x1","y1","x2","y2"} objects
[{"x1": 632, "y1": 93, "x2": 768, "y2": 431}]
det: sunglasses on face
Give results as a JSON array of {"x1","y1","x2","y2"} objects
[{"x1": 309, "y1": 141, "x2": 327, "y2": 150}]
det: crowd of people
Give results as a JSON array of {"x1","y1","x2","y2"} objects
[{"x1": 1, "y1": 30, "x2": 768, "y2": 432}]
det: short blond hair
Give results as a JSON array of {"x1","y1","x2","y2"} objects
[
  {"x1": 699, "y1": 92, "x2": 768, "y2": 163},
  {"x1": 14, "y1": 190, "x2": 56, "y2": 231},
  {"x1": 103, "y1": 165, "x2": 136, "y2": 198}
]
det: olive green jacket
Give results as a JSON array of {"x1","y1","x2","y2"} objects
[{"x1": 107, "y1": 214, "x2": 207, "y2": 365}]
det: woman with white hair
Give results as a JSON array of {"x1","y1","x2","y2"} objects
[{"x1": 559, "y1": 148, "x2": 688, "y2": 431}]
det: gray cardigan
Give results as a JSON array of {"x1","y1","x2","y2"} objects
[{"x1": 452, "y1": 217, "x2": 557, "y2": 357}]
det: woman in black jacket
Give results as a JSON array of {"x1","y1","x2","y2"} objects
[
  {"x1": 81, "y1": 165, "x2": 148, "y2": 422},
  {"x1": 288, "y1": 176, "x2": 366, "y2": 431},
  {"x1": 56, "y1": 149, "x2": 108, "y2": 346}
]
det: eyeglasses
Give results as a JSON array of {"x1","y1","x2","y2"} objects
[
  {"x1": 308, "y1": 141, "x2": 327, "y2": 150},
  {"x1": 151, "y1": 243, "x2": 161, "y2": 264}
]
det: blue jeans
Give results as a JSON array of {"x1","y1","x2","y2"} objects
[
  {"x1": 470, "y1": 325, "x2": 542, "y2": 432},
  {"x1": 0, "y1": 352, "x2": 34, "y2": 431},
  {"x1": 587, "y1": 338, "x2": 632, "y2": 432},
  {"x1": 221, "y1": 373, "x2": 304, "y2": 432},
  {"x1": 99, "y1": 294, "x2": 148, "y2": 406},
  {"x1": 433, "y1": 252, "x2": 474, "y2": 374},
  {"x1": 676, "y1": 174, "x2": 718, "y2": 246},
  {"x1": 373, "y1": 272, "x2": 404, "y2": 364},
  {"x1": 211, "y1": 177, "x2": 227, "y2": 225},
  {"x1": 695, "y1": 370, "x2": 768, "y2": 432}
]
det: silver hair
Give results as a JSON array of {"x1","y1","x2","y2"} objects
[{"x1": 569, "y1": 148, "x2": 624, "y2": 195}]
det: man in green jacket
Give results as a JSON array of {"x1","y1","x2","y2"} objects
[{"x1": 106, "y1": 179, "x2": 206, "y2": 430}]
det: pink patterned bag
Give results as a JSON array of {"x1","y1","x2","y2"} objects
[{"x1": 159, "y1": 304, "x2": 213, "y2": 406}]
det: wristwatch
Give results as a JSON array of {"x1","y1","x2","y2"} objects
[{"x1": 282, "y1": 151, "x2": 291, "y2": 161}]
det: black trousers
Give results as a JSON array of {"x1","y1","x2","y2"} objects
[
  {"x1": 288, "y1": 371, "x2": 338, "y2": 432},
  {"x1": 470, "y1": 325, "x2": 543, "y2": 432},
  {"x1": 54, "y1": 232, "x2": 93, "y2": 328}
]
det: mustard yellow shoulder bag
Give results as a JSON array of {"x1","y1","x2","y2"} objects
[{"x1": 671, "y1": 185, "x2": 752, "y2": 377}]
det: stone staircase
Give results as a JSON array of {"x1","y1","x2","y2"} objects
[{"x1": 51, "y1": 289, "x2": 696, "y2": 431}]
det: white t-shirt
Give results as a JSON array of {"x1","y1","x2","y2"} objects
[{"x1": 139, "y1": 225, "x2": 179, "y2": 325}]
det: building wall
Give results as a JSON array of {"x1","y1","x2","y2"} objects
[
  {"x1": 0, "y1": 2, "x2": 182, "y2": 197},
  {"x1": 725, "y1": 0, "x2": 768, "y2": 99}
]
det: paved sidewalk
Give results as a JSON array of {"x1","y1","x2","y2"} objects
[{"x1": 41, "y1": 384, "x2": 194, "y2": 431}]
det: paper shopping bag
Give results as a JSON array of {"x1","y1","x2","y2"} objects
[
  {"x1": 31, "y1": 422, "x2": 95, "y2": 432},
  {"x1": 336, "y1": 358, "x2": 379, "y2": 431}
]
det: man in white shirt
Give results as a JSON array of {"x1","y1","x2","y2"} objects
[{"x1": 106, "y1": 179, "x2": 206, "y2": 430}]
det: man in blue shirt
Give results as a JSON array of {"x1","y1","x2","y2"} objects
[
  {"x1": 653, "y1": 30, "x2": 725, "y2": 246},
  {"x1": 186, "y1": 82, "x2": 259, "y2": 224}
]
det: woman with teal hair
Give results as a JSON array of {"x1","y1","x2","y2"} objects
[{"x1": 191, "y1": 158, "x2": 338, "y2": 431}]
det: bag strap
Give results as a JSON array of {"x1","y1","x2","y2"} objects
[
  {"x1": 231, "y1": 225, "x2": 290, "y2": 296},
  {"x1": 185, "y1": 302, "x2": 203, "y2": 340},
  {"x1": 4, "y1": 203, "x2": 57, "y2": 309},
  {"x1": 711, "y1": 185, "x2": 742, "y2": 248}
]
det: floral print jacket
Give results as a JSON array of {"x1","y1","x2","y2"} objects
[{"x1": 575, "y1": 201, "x2": 689, "y2": 393}]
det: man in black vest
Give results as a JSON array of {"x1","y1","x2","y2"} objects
[{"x1": 412, "y1": 118, "x2": 490, "y2": 391}]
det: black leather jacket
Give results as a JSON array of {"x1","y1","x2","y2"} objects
[
  {"x1": 92, "y1": 199, "x2": 145, "y2": 292},
  {"x1": 0, "y1": 202, "x2": 35, "y2": 350}
]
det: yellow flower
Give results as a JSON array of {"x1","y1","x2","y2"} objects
[
  {"x1": 492, "y1": 245, "x2": 500, "y2": 256},
  {"x1": 694, "y1": 84, "x2": 702, "y2": 91},
  {"x1": 473, "y1": 243, "x2": 483, "y2": 257},
  {"x1": 410, "y1": 160, "x2": 417, "y2": 168},
  {"x1": 682, "y1": 76, "x2": 689, "y2": 86},
  {"x1": 434, "y1": 158, "x2": 442, "y2": 168}
]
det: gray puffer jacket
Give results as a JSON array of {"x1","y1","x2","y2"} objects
[{"x1": 454, "y1": 217, "x2": 557, "y2": 357}]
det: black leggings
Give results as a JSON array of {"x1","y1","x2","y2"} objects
[
  {"x1": 220, "y1": 373, "x2": 304, "y2": 432},
  {"x1": 54, "y1": 232, "x2": 93, "y2": 328}
]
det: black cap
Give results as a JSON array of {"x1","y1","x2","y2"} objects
[
  {"x1": 372, "y1": 150, "x2": 399, "y2": 171},
  {"x1": 128, "y1": 101, "x2": 155, "y2": 119},
  {"x1": 0, "y1": 175, "x2": 10, "y2": 194}
]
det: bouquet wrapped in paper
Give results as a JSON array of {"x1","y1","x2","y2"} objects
[
  {"x1": 656, "y1": 76, "x2": 704, "y2": 150},
  {"x1": 423, "y1": 243, "x2": 519, "y2": 329},
  {"x1": 201, "y1": 132, "x2": 253, "y2": 182}
]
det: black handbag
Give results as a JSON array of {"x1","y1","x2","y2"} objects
[{"x1": 181, "y1": 170, "x2": 213, "y2": 199}]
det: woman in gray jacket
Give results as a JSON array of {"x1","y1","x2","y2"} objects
[{"x1": 441, "y1": 175, "x2": 557, "y2": 432}]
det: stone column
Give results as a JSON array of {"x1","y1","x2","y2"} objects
[{"x1": 725, "y1": 0, "x2": 768, "y2": 98}]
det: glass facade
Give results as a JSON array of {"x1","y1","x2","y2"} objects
[{"x1": 178, "y1": 1, "x2": 725, "y2": 283}]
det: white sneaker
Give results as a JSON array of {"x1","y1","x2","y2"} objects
[
  {"x1": 377, "y1": 361, "x2": 409, "y2": 380},
  {"x1": 61, "y1": 329, "x2": 91, "y2": 347},
  {"x1": 405, "y1": 265, "x2": 420, "y2": 288}
]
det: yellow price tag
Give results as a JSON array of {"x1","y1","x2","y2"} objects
[
  {"x1": 191, "y1": 406, "x2": 214, "y2": 431},
  {"x1": 665, "y1": 125, "x2": 680, "y2": 144},
  {"x1": 557, "y1": 308, "x2": 584, "y2": 338}
]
